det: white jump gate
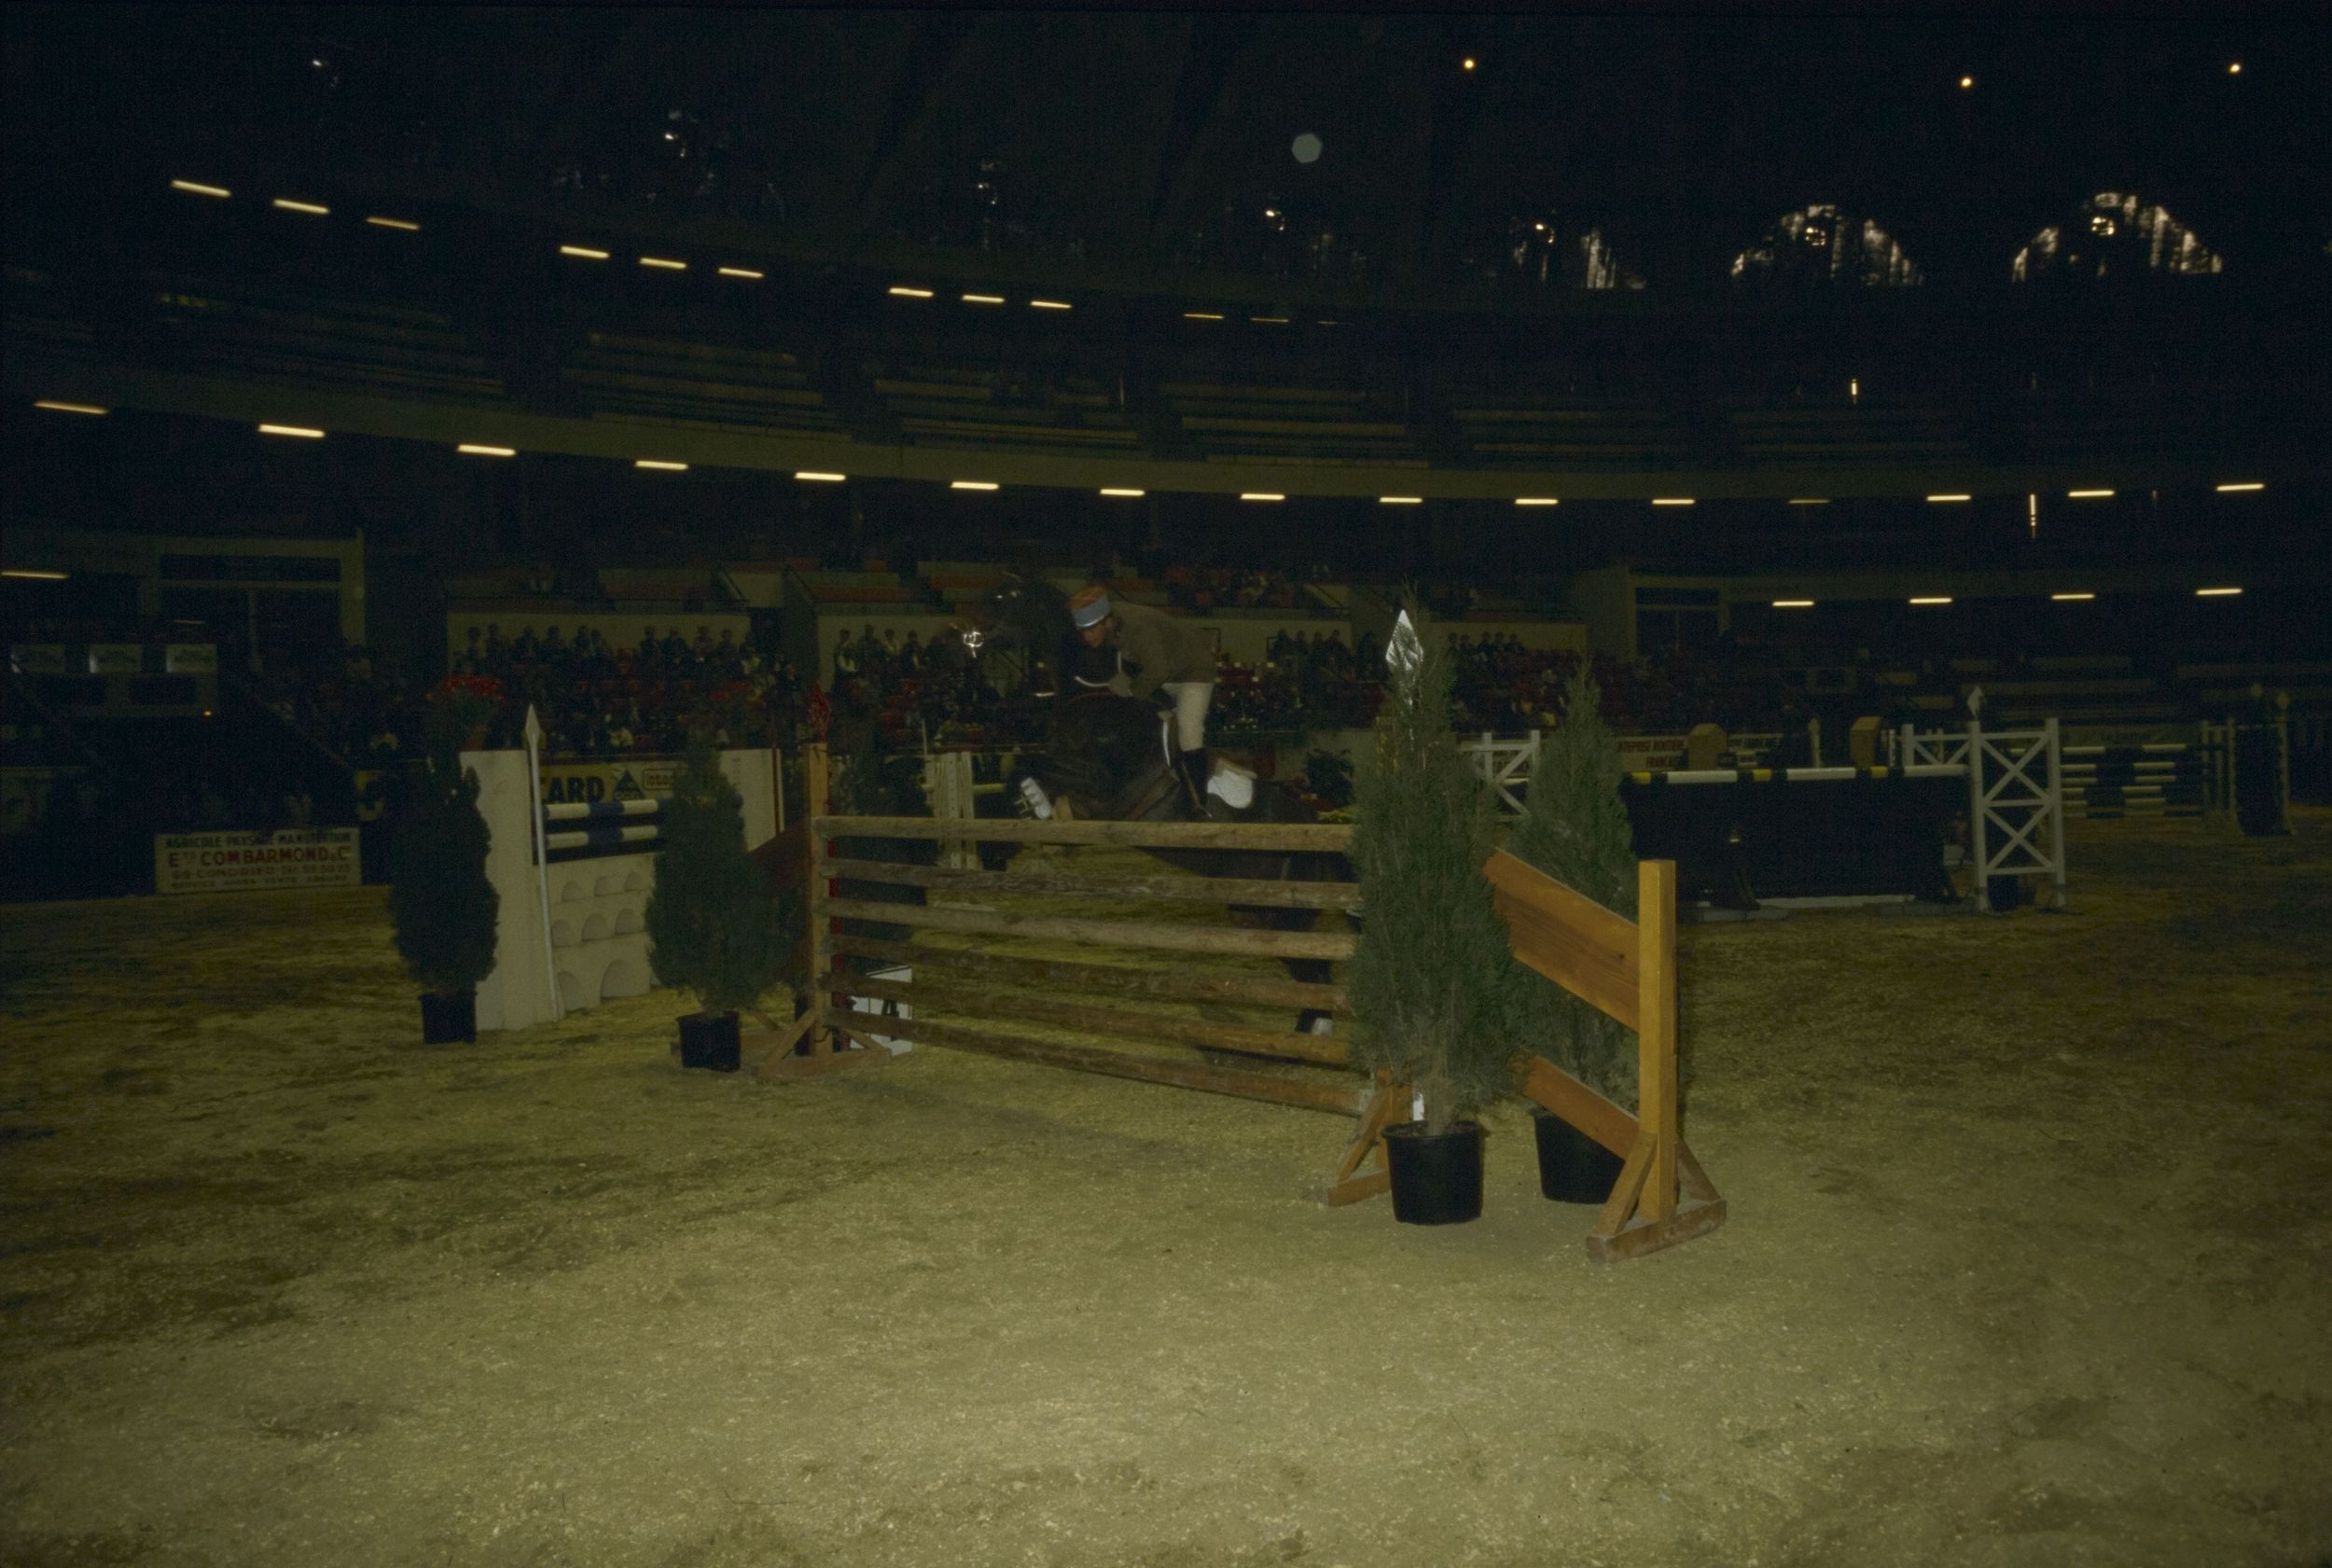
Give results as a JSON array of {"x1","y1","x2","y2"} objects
[
  {"x1": 1899, "y1": 718, "x2": 2067, "y2": 912},
  {"x1": 468, "y1": 716, "x2": 779, "y2": 1032}
]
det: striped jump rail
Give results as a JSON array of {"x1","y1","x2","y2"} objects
[{"x1": 541, "y1": 797, "x2": 664, "y2": 860}]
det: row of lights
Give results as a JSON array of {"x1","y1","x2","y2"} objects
[
  {"x1": 885, "y1": 284, "x2": 1073, "y2": 311},
  {"x1": 24, "y1": 402, "x2": 2275, "y2": 508},
  {"x1": 1770, "y1": 587, "x2": 2243, "y2": 608},
  {"x1": 1181, "y1": 312, "x2": 1340, "y2": 326},
  {"x1": 170, "y1": 173, "x2": 1343, "y2": 323},
  {"x1": 557, "y1": 242, "x2": 765, "y2": 280},
  {"x1": 166, "y1": 176, "x2": 784, "y2": 282},
  {"x1": 168, "y1": 178, "x2": 420, "y2": 233}
]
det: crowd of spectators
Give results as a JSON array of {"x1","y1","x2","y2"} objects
[
  {"x1": 1162, "y1": 566, "x2": 1330, "y2": 614},
  {"x1": 449, "y1": 622, "x2": 812, "y2": 756},
  {"x1": 6, "y1": 597, "x2": 1813, "y2": 867},
  {"x1": 827, "y1": 622, "x2": 1037, "y2": 749}
]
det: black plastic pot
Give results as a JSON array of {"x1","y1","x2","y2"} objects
[
  {"x1": 419, "y1": 990, "x2": 476, "y2": 1044},
  {"x1": 1383, "y1": 1121, "x2": 1485, "y2": 1226},
  {"x1": 678, "y1": 1010, "x2": 742, "y2": 1073},
  {"x1": 1531, "y1": 1107, "x2": 1624, "y2": 1203}
]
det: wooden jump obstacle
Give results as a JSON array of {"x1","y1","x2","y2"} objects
[
  {"x1": 760, "y1": 744, "x2": 1724, "y2": 1261},
  {"x1": 1484, "y1": 851, "x2": 1728, "y2": 1262}
]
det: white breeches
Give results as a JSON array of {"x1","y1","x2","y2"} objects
[{"x1": 1160, "y1": 682, "x2": 1213, "y2": 752}]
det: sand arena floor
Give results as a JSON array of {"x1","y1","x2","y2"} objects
[{"x1": 2, "y1": 813, "x2": 2328, "y2": 1568}]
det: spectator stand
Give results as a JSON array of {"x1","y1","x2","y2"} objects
[{"x1": 869, "y1": 343, "x2": 1139, "y2": 459}]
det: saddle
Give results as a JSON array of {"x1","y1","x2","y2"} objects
[{"x1": 1105, "y1": 715, "x2": 1256, "y2": 821}]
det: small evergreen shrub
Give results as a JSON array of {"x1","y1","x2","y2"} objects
[
  {"x1": 645, "y1": 738, "x2": 784, "y2": 1016},
  {"x1": 1346, "y1": 602, "x2": 1522, "y2": 1132},
  {"x1": 1502, "y1": 666, "x2": 1640, "y2": 1107},
  {"x1": 386, "y1": 749, "x2": 499, "y2": 997}
]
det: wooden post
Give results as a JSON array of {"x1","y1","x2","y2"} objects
[
  {"x1": 1635, "y1": 858, "x2": 1679, "y2": 1224},
  {"x1": 757, "y1": 742, "x2": 888, "y2": 1079},
  {"x1": 1492, "y1": 848, "x2": 1724, "y2": 1262}
]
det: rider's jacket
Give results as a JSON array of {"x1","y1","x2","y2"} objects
[{"x1": 1110, "y1": 601, "x2": 1216, "y2": 698}]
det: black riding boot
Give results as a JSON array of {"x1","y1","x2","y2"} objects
[{"x1": 1175, "y1": 748, "x2": 1210, "y2": 814}]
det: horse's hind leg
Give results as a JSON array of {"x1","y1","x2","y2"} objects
[{"x1": 1286, "y1": 955, "x2": 1337, "y2": 1036}]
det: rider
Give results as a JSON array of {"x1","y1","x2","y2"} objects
[{"x1": 1067, "y1": 582, "x2": 1216, "y2": 812}]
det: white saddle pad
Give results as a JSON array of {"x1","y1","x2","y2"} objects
[{"x1": 1206, "y1": 760, "x2": 1256, "y2": 811}]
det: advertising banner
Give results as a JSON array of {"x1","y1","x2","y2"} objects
[
  {"x1": 88, "y1": 644, "x2": 144, "y2": 674},
  {"x1": 1616, "y1": 735, "x2": 1689, "y2": 770},
  {"x1": 9, "y1": 645, "x2": 67, "y2": 674},
  {"x1": 164, "y1": 644, "x2": 219, "y2": 673},
  {"x1": 535, "y1": 757, "x2": 682, "y2": 806},
  {"x1": 155, "y1": 827, "x2": 363, "y2": 895}
]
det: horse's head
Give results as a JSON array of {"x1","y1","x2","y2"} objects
[
  {"x1": 971, "y1": 573, "x2": 1058, "y2": 652},
  {"x1": 974, "y1": 572, "x2": 1116, "y2": 699}
]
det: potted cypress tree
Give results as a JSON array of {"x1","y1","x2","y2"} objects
[
  {"x1": 1347, "y1": 603, "x2": 1523, "y2": 1225},
  {"x1": 646, "y1": 734, "x2": 784, "y2": 1072},
  {"x1": 386, "y1": 708, "x2": 500, "y2": 1044},
  {"x1": 1503, "y1": 664, "x2": 1638, "y2": 1202}
]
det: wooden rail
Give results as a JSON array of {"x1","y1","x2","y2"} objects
[
  {"x1": 1486, "y1": 850, "x2": 1726, "y2": 1262},
  {"x1": 762, "y1": 745, "x2": 1723, "y2": 1258},
  {"x1": 814, "y1": 813, "x2": 1352, "y2": 853},
  {"x1": 823, "y1": 856, "x2": 1363, "y2": 911}
]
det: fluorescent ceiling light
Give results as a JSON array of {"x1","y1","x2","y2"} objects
[
  {"x1": 365, "y1": 215, "x2": 420, "y2": 231},
  {"x1": 639, "y1": 256, "x2": 687, "y2": 271},
  {"x1": 271, "y1": 198, "x2": 329, "y2": 215},
  {"x1": 1240, "y1": 493, "x2": 1285, "y2": 502},
  {"x1": 2196, "y1": 586, "x2": 2242, "y2": 597},
  {"x1": 457, "y1": 444, "x2": 515, "y2": 457},
  {"x1": 1184, "y1": 312, "x2": 1224, "y2": 321},
  {"x1": 560, "y1": 245, "x2": 609, "y2": 260},
  {"x1": 34, "y1": 400, "x2": 107, "y2": 415},
  {"x1": 1098, "y1": 488, "x2": 1145, "y2": 497},
  {"x1": 1926, "y1": 494, "x2": 1972, "y2": 503},
  {"x1": 1030, "y1": 298, "x2": 1072, "y2": 311},
  {"x1": 2, "y1": 568, "x2": 71, "y2": 581},
  {"x1": 962, "y1": 293, "x2": 1006, "y2": 305},
  {"x1": 257, "y1": 423, "x2": 324, "y2": 438},
  {"x1": 794, "y1": 471, "x2": 847, "y2": 482},
  {"x1": 951, "y1": 480, "x2": 999, "y2": 492},
  {"x1": 2067, "y1": 489, "x2": 2114, "y2": 498},
  {"x1": 1651, "y1": 497, "x2": 1695, "y2": 506},
  {"x1": 1379, "y1": 496, "x2": 1423, "y2": 505},
  {"x1": 1787, "y1": 498, "x2": 1830, "y2": 506},
  {"x1": 1250, "y1": 315, "x2": 1289, "y2": 325},
  {"x1": 2215, "y1": 481, "x2": 2265, "y2": 493},
  {"x1": 635, "y1": 460, "x2": 688, "y2": 472},
  {"x1": 1771, "y1": 600, "x2": 1815, "y2": 608},
  {"x1": 888, "y1": 285, "x2": 935, "y2": 299},
  {"x1": 1909, "y1": 596, "x2": 1952, "y2": 605},
  {"x1": 1513, "y1": 497, "x2": 1559, "y2": 506},
  {"x1": 2050, "y1": 592, "x2": 2096, "y2": 602},
  {"x1": 717, "y1": 267, "x2": 764, "y2": 280},
  {"x1": 170, "y1": 179, "x2": 230, "y2": 199}
]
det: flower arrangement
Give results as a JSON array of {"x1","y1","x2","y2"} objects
[{"x1": 425, "y1": 674, "x2": 504, "y2": 749}]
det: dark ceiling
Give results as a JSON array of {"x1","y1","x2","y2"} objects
[{"x1": 8, "y1": 7, "x2": 2327, "y2": 296}]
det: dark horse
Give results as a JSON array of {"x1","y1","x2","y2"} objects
[{"x1": 971, "y1": 574, "x2": 1352, "y2": 1034}]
